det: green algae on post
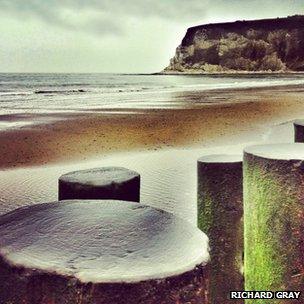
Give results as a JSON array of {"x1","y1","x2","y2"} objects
[
  {"x1": 0, "y1": 200, "x2": 210, "y2": 304},
  {"x1": 58, "y1": 166, "x2": 140, "y2": 202},
  {"x1": 243, "y1": 143, "x2": 304, "y2": 304},
  {"x1": 197, "y1": 154, "x2": 243, "y2": 304}
]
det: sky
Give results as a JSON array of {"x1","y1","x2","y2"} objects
[{"x1": 0, "y1": 0, "x2": 303, "y2": 73}]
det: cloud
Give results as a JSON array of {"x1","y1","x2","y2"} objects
[
  {"x1": 2, "y1": 0, "x2": 303, "y2": 37},
  {"x1": 0, "y1": 0, "x2": 210, "y2": 36},
  {"x1": 0, "y1": 0, "x2": 125, "y2": 36},
  {"x1": 1, "y1": 0, "x2": 303, "y2": 72}
]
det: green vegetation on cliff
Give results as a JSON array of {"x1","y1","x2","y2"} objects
[{"x1": 164, "y1": 15, "x2": 304, "y2": 73}]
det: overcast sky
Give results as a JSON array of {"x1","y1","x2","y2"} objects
[{"x1": 0, "y1": 0, "x2": 303, "y2": 73}]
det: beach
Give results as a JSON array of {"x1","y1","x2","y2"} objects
[
  {"x1": 0, "y1": 83, "x2": 303, "y2": 224},
  {"x1": 1, "y1": 85, "x2": 303, "y2": 169}
]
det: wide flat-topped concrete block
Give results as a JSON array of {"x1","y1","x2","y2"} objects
[
  {"x1": 59, "y1": 167, "x2": 140, "y2": 202},
  {"x1": 244, "y1": 143, "x2": 304, "y2": 303},
  {"x1": 294, "y1": 119, "x2": 304, "y2": 142},
  {"x1": 0, "y1": 200, "x2": 210, "y2": 304},
  {"x1": 197, "y1": 154, "x2": 243, "y2": 304}
]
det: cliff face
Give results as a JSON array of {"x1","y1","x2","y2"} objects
[{"x1": 164, "y1": 15, "x2": 304, "y2": 73}]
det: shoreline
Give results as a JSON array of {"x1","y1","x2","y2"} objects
[{"x1": 155, "y1": 71, "x2": 304, "y2": 76}]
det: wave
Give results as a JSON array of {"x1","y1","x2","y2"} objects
[
  {"x1": 0, "y1": 91, "x2": 32, "y2": 96},
  {"x1": 34, "y1": 89, "x2": 86, "y2": 94}
]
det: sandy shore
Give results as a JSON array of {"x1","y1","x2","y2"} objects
[
  {"x1": 1, "y1": 85, "x2": 304, "y2": 170},
  {"x1": 0, "y1": 85, "x2": 303, "y2": 222}
]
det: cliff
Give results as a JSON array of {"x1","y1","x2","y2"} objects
[{"x1": 163, "y1": 15, "x2": 304, "y2": 73}]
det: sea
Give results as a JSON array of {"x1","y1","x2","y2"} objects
[{"x1": 1, "y1": 73, "x2": 304, "y2": 117}]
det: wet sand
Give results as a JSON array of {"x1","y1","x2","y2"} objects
[
  {"x1": 0, "y1": 85, "x2": 303, "y2": 223},
  {"x1": 1, "y1": 85, "x2": 304, "y2": 169}
]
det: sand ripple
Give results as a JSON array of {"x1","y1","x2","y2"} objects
[
  {"x1": 0, "y1": 145, "x2": 251, "y2": 225},
  {"x1": 0, "y1": 119, "x2": 295, "y2": 226}
]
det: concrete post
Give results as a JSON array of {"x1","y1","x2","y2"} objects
[
  {"x1": 59, "y1": 167, "x2": 140, "y2": 202},
  {"x1": 0, "y1": 200, "x2": 210, "y2": 304},
  {"x1": 244, "y1": 143, "x2": 304, "y2": 303},
  {"x1": 197, "y1": 154, "x2": 243, "y2": 304}
]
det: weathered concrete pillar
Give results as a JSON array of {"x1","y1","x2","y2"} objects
[
  {"x1": 294, "y1": 120, "x2": 304, "y2": 142},
  {"x1": 0, "y1": 200, "x2": 210, "y2": 304},
  {"x1": 244, "y1": 143, "x2": 304, "y2": 303},
  {"x1": 197, "y1": 154, "x2": 243, "y2": 304},
  {"x1": 59, "y1": 167, "x2": 140, "y2": 202}
]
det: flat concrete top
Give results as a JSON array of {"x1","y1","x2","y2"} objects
[
  {"x1": 59, "y1": 167, "x2": 139, "y2": 187},
  {"x1": 0, "y1": 200, "x2": 209, "y2": 284},
  {"x1": 294, "y1": 119, "x2": 304, "y2": 127},
  {"x1": 198, "y1": 154, "x2": 242, "y2": 164},
  {"x1": 244, "y1": 143, "x2": 304, "y2": 160}
]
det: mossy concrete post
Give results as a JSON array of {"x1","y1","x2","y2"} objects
[
  {"x1": 197, "y1": 154, "x2": 243, "y2": 304},
  {"x1": 59, "y1": 167, "x2": 140, "y2": 202},
  {"x1": 294, "y1": 120, "x2": 304, "y2": 142},
  {"x1": 0, "y1": 200, "x2": 210, "y2": 304},
  {"x1": 244, "y1": 143, "x2": 304, "y2": 303}
]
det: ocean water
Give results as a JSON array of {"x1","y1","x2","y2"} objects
[
  {"x1": 1, "y1": 73, "x2": 304, "y2": 111},
  {"x1": 1, "y1": 73, "x2": 304, "y2": 129}
]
